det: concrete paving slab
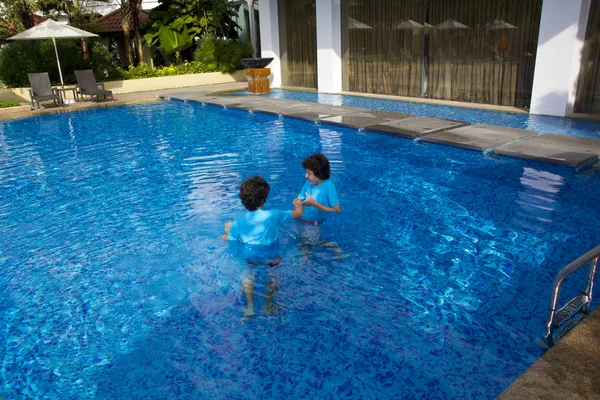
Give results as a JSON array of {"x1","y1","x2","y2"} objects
[
  {"x1": 495, "y1": 133, "x2": 600, "y2": 168},
  {"x1": 160, "y1": 91, "x2": 211, "y2": 101},
  {"x1": 296, "y1": 103, "x2": 368, "y2": 115},
  {"x1": 189, "y1": 96, "x2": 244, "y2": 107},
  {"x1": 283, "y1": 103, "x2": 365, "y2": 121},
  {"x1": 317, "y1": 104, "x2": 371, "y2": 114},
  {"x1": 319, "y1": 111, "x2": 413, "y2": 129},
  {"x1": 369, "y1": 110, "x2": 415, "y2": 119},
  {"x1": 319, "y1": 114, "x2": 396, "y2": 129},
  {"x1": 283, "y1": 111, "x2": 337, "y2": 121},
  {"x1": 240, "y1": 100, "x2": 313, "y2": 115},
  {"x1": 421, "y1": 124, "x2": 538, "y2": 151},
  {"x1": 365, "y1": 116, "x2": 469, "y2": 139}
]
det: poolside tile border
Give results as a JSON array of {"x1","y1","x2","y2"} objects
[
  {"x1": 161, "y1": 93, "x2": 600, "y2": 171},
  {"x1": 421, "y1": 124, "x2": 539, "y2": 152}
]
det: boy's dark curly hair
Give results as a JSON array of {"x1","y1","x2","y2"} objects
[
  {"x1": 239, "y1": 176, "x2": 270, "y2": 211},
  {"x1": 302, "y1": 153, "x2": 330, "y2": 180}
]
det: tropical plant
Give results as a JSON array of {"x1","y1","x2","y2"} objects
[
  {"x1": 144, "y1": 0, "x2": 240, "y2": 63},
  {"x1": 114, "y1": 0, "x2": 144, "y2": 67},
  {"x1": 0, "y1": 0, "x2": 37, "y2": 29},
  {"x1": 0, "y1": 14, "x2": 22, "y2": 44},
  {"x1": 0, "y1": 0, "x2": 36, "y2": 44},
  {"x1": 193, "y1": 33, "x2": 251, "y2": 73}
]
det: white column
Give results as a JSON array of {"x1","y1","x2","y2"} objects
[
  {"x1": 316, "y1": 0, "x2": 343, "y2": 93},
  {"x1": 529, "y1": 0, "x2": 591, "y2": 116},
  {"x1": 258, "y1": 0, "x2": 281, "y2": 88}
]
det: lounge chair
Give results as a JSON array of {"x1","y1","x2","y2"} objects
[
  {"x1": 74, "y1": 70, "x2": 114, "y2": 102},
  {"x1": 27, "y1": 72, "x2": 63, "y2": 110}
]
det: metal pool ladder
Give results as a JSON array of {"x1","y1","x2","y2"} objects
[{"x1": 544, "y1": 244, "x2": 600, "y2": 347}]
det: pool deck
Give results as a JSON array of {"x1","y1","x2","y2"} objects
[
  {"x1": 1, "y1": 82, "x2": 599, "y2": 399},
  {"x1": 498, "y1": 308, "x2": 600, "y2": 400}
]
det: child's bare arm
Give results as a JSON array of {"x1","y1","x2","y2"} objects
[
  {"x1": 221, "y1": 221, "x2": 232, "y2": 240},
  {"x1": 302, "y1": 193, "x2": 341, "y2": 213},
  {"x1": 291, "y1": 198, "x2": 303, "y2": 219}
]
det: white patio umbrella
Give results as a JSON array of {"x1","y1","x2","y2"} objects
[
  {"x1": 392, "y1": 19, "x2": 424, "y2": 30},
  {"x1": 8, "y1": 19, "x2": 98, "y2": 87},
  {"x1": 485, "y1": 19, "x2": 517, "y2": 30},
  {"x1": 434, "y1": 19, "x2": 470, "y2": 30},
  {"x1": 349, "y1": 17, "x2": 373, "y2": 30}
]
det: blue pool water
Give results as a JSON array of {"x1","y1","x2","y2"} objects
[
  {"x1": 234, "y1": 89, "x2": 600, "y2": 139},
  {"x1": 1, "y1": 101, "x2": 599, "y2": 399}
]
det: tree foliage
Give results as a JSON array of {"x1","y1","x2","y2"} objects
[
  {"x1": 0, "y1": 0, "x2": 37, "y2": 29},
  {"x1": 0, "y1": 39, "x2": 121, "y2": 87},
  {"x1": 0, "y1": 0, "x2": 35, "y2": 44},
  {"x1": 144, "y1": 0, "x2": 240, "y2": 61},
  {"x1": 193, "y1": 34, "x2": 251, "y2": 73}
]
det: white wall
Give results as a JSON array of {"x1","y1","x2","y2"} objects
[
  {"x1": 529, "y1": 0, "x2": 591, "y2": 116},
  {"x1": 141, "y1": 0, "x2": 160, "y2": 10},
  {"x1": 83, "y1": 0, "x2": 158, "y2": 15},
  {"x1": 258, "y1": 0, "x2": 281, "y2": 87},
  {"x1": 257, "y1": 0, "x2": 596, "y2": 111},
  {"x1": 316, "y1": 0, "x2": 342, "y2": 93},
  {"x1": 84, "y1": 1, "x2": 119, "y2": 16}
]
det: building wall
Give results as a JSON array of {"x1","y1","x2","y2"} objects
[
  {"x1": 260, "y1": 0, "x2": 596, "y2": 117},
  {"x1": 259, "y1": 0, "x2": 282, "y2": 88},
  {"x1": 575, "y1": 0, "x2": 600, "y2": 114},
  {"x1": 529, "y1": 0, "x2": 591, "y2": 116}
]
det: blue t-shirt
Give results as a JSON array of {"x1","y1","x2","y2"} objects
[
  {"x1": 227, "y1": 209, "x2": 293, "y2": 245},
  {"x1": 297, "y1": 179, "x2": 340, "y2": 222}
]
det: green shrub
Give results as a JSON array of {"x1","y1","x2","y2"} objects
[
  {"x1": 122, "y1": 62, "x2": 157, "y2": 79},
  {"x1": 0, "y1": 100, "x2": 20, "y2": 108},
  {"x1": 120, "y1": 61, "x2": 221, "y2": 80},
  {"x1": 0, "y1": 36, "x2": 244, "y2": 87},
  {"x1": 89, "y1": 41, "x2": 125, "y2": 81},
  {"x1": 0, "y1": 39, "x2": 122, "y2": 88},
  {"x1": 193, "y1": 35, "x2": 252, "y2": 73}
]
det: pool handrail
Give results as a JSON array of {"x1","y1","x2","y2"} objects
[{"x1": 544, "y1": 244, "x2": 600, "y2": 347}]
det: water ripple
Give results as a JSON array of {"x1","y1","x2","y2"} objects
[{"x1": 0, "y1": 101, "x2": 599, "y2": 399}]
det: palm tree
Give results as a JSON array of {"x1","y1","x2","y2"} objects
[
  {"x1": 0, "y1": 0, "x2": 37, "y2": 28},
  {"x1": 131, "y1": 0, "x2": 144, "y2": 63},
  {"x1": 117, "y1": 0, "x2": 144, "y2": 67}
]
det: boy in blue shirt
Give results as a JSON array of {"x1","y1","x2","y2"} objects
[
  {"x1": 296, "y1": 153, "x2": 347, "y2": 260},
  {"x1": 297, "y1": 153, "x2": 340, "y2": 223},
  {"x1": 222, "y1": 176, "x2": 303, "y2": 318}
]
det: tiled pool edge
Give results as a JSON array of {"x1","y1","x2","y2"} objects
[
  {"x1": 161, "y1": 93, "x2": 600, "y2": 171},
  {"x1": 0, "y1": 98, "x2": 160, "y2": 122},
  {"x1": 498, "y1": 308, "x2": 600, "y2": 400}
]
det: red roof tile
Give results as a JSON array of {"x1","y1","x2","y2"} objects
[{"x1": 90, "y1": 8, "x2": 149, "y2": 34}]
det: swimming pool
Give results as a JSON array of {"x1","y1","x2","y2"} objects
[
  {"x1": 0, "y1": 101, "x2": 599, "y2": 399},
  {"x1": 235, "y1": 89, "x2": 600, "y2": 139}
]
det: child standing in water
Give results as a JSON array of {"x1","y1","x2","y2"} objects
[
  {"x1": 296, "y1": 153, "x2": 346, "y2": 260},
  {"x1": 296, "y1": 153, "x2": 340, "y2": 223},
  {"x1": 223, "y1": 176, "x2": 303, "y2": 318}
]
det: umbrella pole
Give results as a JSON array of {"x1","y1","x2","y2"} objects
[{"x1": 52, "y1": 38, "x2": 65, "y2": 87}]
